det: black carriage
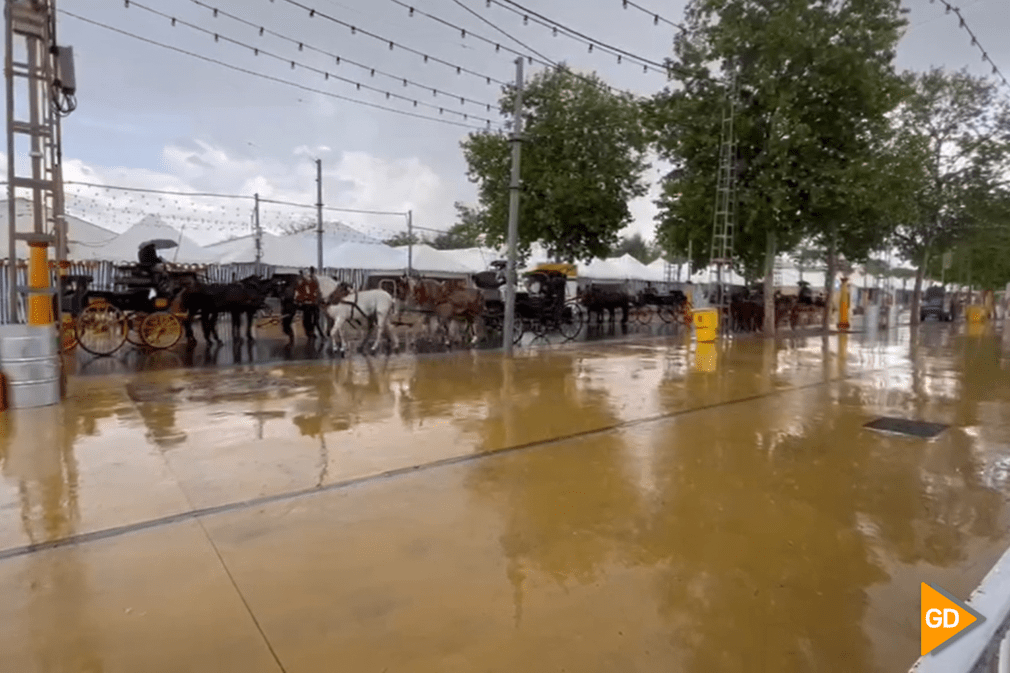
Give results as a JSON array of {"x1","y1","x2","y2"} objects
[
  {"x1": 476, "y1": 262, "x2": 585, "y2": 343},
  {"x1": 60, "y1": 242, "x2": 188, "y2": 356},
  {"x1": 634, "y1": 285, "x2": 693, "y2": 325}
]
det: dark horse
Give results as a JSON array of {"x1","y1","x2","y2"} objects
[{"x1": 172, "y1": 274, "x2": 276, "y2": 344}]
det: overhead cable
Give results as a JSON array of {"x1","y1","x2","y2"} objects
[
  {"x1": 276, "y1": 0, "x2": 510, "y2": 86},
  {"x1": 120, "y1": 1, "x2": 499, "y2": 124},
  {"x1": 59, "y1": 10, "x2": 499, "y2": 131},
  {"x1": 188, "y1": 0, "x2": 495, "y2": 112}
]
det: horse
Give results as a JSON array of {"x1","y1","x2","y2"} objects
[
  {"x1": 579, "y1": 283, "x2": 630, "y2": 324},
  {"x1": 275, "y1": 269, "x2": 343, "y2": 343},
  {"x1": 406, "y1": 277, "x2": 485, "y2": 347},
  {"x1": 170, "y1": 274, "x2": 273, "y2": 344},
  {"x1": 324, "y1": 286, "x2": 400, "y2": 356}
]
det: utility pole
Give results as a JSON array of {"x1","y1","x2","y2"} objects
[
  {"x1": 315, "y1": 158, "x2": 323, "y2": 273},
  {"x1": 407, "y1": 209, "x2": 413, "y2": 275},
  {"x1": 253, "y1": 192, "x2": 262, "y2": 272},
  {"x1": 503, "y1": 56, "x2": 524, "y2": 356}
]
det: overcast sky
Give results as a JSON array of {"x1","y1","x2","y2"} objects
[{"x1": 4, "y1": 0, "x2": 1007, "y2": 245}]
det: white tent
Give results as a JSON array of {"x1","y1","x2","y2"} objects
[
  {"x1": 399, "y1": 244, "x2": 474, "y2": 276},
  {"x1": 0, "y1": 199, "x2": 117, "y2": 260},
  {"x1": 328, "y1": 242, "x2": 406, "y2": 271},
  {"x1": 202, "y1": 232, "x2": 308, "y2": 267},
  {"x1": 612, "y1": 254, "x2": 666, "y2": 282},
  {"x1": 580, "y1": 257, "x2": 633, "y2": 281},
  {"x1": 446, "y1": 247, "x2": 501, "y2": 273},
  {"x1": 72, "y1": 215, "x2": 218, "y2": 264}
]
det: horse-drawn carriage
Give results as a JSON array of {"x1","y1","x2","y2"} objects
[
  {"x1": 630, "y1": 285, "x2": 693, "y2": 325},
  {"x1": 474, "y1": 262, "x2": 585, "y2": 342},
  {"x1": 59, "y1": 241, "x2": 191, "y2": 356}
]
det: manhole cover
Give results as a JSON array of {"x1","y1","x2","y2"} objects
[{"x1": 864, "y1": 417, "x2": 948, "y2": 439}]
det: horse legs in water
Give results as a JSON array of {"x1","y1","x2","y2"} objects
[
  {"x1": 371, "y1": 306, "x2": 399, "y2": 353},
  {"x1": 328, "y1": 310, "x2": 348, "y2": 355}
]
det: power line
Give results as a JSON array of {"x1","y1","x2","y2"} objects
[
  {"x1": 187, "y1": 0, "x2": 496, "y2": 113},
  {"x1": 259, "y1": 197, "x2": 407, "y2": 216},
  {"x1": 930, "y1": 0, "x2": 1009, "y2": 88},
  {"x1": 59, "y1": 10, "x2": 497, "y2": 130},
  {"x1": 65, "y1": 180, "x2": 250, "y2": 199},
  {"x1": 120, "y1": 1, "x2": 499, "y2": 124},
  {"x1": 276, "y1": 0, "x2": 510, "y2": 87},
  {"x1": 445, "y1": 0, "x2": 643, "y2": 100},
  {"x1": 619, "y1": 0, "x2": 686, "y2": 32},
  {"x1": 488, "y1": 0, "x2": 668, "y2": 73},
  {"x1": 389, "y1": 0, "x2": 664, "y2": 75}
]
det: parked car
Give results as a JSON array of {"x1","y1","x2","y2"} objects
[{"x1": 921, "y1": 285, "x2": 952, "y2": 322}]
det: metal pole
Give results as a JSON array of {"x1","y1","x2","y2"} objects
[
  {"x1": 316, "y1": 158, "x2": 323, "y2": 273},
  {"x1": 502, "y1": 56, "x2": 524, "y2": 356},
  {"x1": 6, "y1": 1, "x2": 17, "y2": 323},
  {"x1": 253, "y1": 192, "x2": 261, "y2": 272},
  {"x1": 407, "y1": 209, "x2": 413, "y2": 275}
]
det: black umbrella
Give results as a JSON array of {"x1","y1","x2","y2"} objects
[{"x1": 139, "y1": 239, "x2": 179, "y2": 250}]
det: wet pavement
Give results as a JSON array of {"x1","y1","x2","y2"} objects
[{"x1": 1, "y1": 320, "x2": 1008, "y2": 672}]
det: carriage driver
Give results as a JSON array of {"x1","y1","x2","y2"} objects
[{"x1": 138, "y1": 241, "x2": 166, "y2": 277}]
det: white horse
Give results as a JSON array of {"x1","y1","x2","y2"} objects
[{"x1": 325, "y1": 288, "x2": 399, "y2": 355}]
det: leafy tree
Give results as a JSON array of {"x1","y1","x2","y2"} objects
[
  {"x1": 429, "y1": 202, "x2": 484, "y2": 250},
  {"x1": 460, "y1": 66, "x2": 649, "y2": 264},
  {"x1": 649, "y1": 0, "x2": 910, "y2": 332},
  {"x1": 611, "y1": 232, "x2": 660, "y2": 264},
  {"x1": 891, "y1": 67, "x2": 1010, "y2": 323},
  {"x1": 383, "y1": 231, "x2": 425, "y2": 247}
]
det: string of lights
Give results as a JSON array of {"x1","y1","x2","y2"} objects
[
  {"x1": 276, "y1": 0, "x2": 510, "y2": 87},
  {"x1": 185, "y1": 0, "x2": 497, "y2": 113},
  {"x1": 120, "y1": 1, "x2": 500, "y2": 122},
  {"x1": 59, "y1": 10, "x2": 497, "y2": 130},
  {"x1": 485, "y1": 0, "x2": 668, "y2": 74},
  {"x1": 444, "y1": 0, "x2": 643, "y2": 100},
  {"x1": 619, "y1": 0, "x2": 686, "y2": 32},
  {"x1": 929, "y1": 0, "x2": 1008, "y2": 88}
]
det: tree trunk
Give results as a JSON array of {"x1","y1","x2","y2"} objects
[
  {"x1": 763, "y1": 231, "x2": 777, "y2": 335},
  {"x1": 911, "y1": 249, "x2": 929, "y2": 326},
  {"x1": 823, "y1": 232, "x2": 837, "y2": 332}
]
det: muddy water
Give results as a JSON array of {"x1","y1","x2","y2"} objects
[{"x1": 0, "y1": 323, "x2": 1008, "y2": 672}]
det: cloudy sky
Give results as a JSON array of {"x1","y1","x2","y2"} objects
[{"x1": 5, "y1": 0, "x2": 1008, "y2": 245}]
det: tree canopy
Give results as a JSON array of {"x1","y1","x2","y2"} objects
[
  {"x1": 648, "y1": 0, "x2": 910, "y2": 279},
  {"x1": 460, "y1": 66, "x2": 649, "y2": 264}
]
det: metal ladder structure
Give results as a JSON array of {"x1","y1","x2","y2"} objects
[
  {"x1": 709, "y1": 64, "x2": 739, "y2": 328},
  {"x1": 4, "y1": 0, "x2": 67, "y2": 326}
]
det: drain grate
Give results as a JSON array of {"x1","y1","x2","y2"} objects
[{"x1": 864, "y1": 416, "x2": 949, "y2": 439}]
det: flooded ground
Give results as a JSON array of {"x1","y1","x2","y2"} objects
[{"x1": 1, "y1": 320, "x2": 1007, "y2": 672}]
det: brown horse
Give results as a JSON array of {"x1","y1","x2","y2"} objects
[{"x1": 406, "y1": 277, "x2": 485, "y2": 347}]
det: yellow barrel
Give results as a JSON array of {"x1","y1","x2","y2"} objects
[
  {"x1": 693, "y1": 308, "x2": 719, "y2": 342},
  {"x1": 966, "y1": 305, "x2": 987, "y2": 324}
]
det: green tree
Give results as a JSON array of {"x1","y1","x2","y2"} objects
[
  {"x1": 611, "y1": 232, "x2": 660, "y2": 264},
  {"x1": 429, "y1": 202, "x2": 484, "y2": 250},
  {"x1": 460, "y1": 66, "x2": 649, "y2": 264},
  {"x1": 649, "y1": 0, "x2": 910, "y2": 332},
  {"x1": 383, "y1": 231, "x2": 425, "y2": 247},
  {"x1": 891, "y1": 67, "x2": 1010, "y2": 323}
]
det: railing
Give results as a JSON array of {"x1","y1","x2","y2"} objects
[{"x1": 909, "y1": 543, "x2": 1010, "y2": 672}]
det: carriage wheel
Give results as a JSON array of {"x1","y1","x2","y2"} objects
[
  {"x1": 512, "y1": 315, "x2": 525, "y2": 345},
  {"x1": 76, "y1": 302, "x2": 128, "y2": 356},
  {"x1": 140, "y1": 311, "x2": 183, "y2": 350},
  {"x1": 125, "y1": 313, "x2": 147, "y2": 346},
  {"x1": 658, "y1": 305, "x2": 676, "y2": 323},
  {"x1": 635, "y1": 305, "x2": 654, "y2": 325},
  {"x1": 558, "y1": 303, "x2": 585, "y2": 341}
]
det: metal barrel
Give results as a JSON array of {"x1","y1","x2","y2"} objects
[{"x1": 0, "y1": 325, "x2": 62, "y2": 409}]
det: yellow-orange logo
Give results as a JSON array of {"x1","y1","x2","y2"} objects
[{"x1": 921, "y1": 582, "x2": 985, "y2": 656}]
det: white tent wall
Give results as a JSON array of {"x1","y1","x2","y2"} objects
[{"x1": 0, "y1": 198, "x2": 118, "y2": 260}]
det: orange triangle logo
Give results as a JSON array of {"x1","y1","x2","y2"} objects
[{"x1": 921, "y1": 583, "x2": 985, "y2": 656}]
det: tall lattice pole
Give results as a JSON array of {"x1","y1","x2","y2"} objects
[
  {"x1": 5, "y1": 0, "x2": 73, "y2": 326},
  {"x1": 709, "y1": 62, "x2": 739, "y2": 329}
]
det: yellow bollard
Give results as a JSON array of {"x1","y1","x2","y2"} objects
[
  {"x1": 694, "y1": 340, "x2": 717, "y2": 373},
  {"x1": 692, "y1": 307, "x2": 718, "y2": 342},
  {"x1": 27, "y1": 242, "x2": 53, "y2": 326},
  {"x1": 838, "y1": 277, "x2": 850, "y2": 330},
  {"x1": 966, "y1": 305, "x2": 987, "y2": 324}
]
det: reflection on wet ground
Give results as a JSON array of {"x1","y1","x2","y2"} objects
[{"x1": 0, "y1": 321, "x2": 1008, "y2": 672}]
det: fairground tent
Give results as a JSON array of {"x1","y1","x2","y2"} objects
[
  {"x1": 0, "y1": 199, "x2": 117, "y2": 259},
  {"x1": 71, "y1": 215, "x2": 218, "y2": 264}
]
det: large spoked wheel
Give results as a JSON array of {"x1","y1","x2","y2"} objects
[
  {"x1": 125, "y1": 312, "x2": 147, "y2": 346},
  {"x1": 634, "y1": 304, "x2": 654, "y2": 324},
  {"x1": 76, "y1": 302, "x2": 128, "y2": 356},
  {"x1": 658, "y1": 305, "x2": 676, "y2": 323},
  {"x1": 558, "y1": 302, "x2": 585, "y2": 341},
  {"x1": 511, "y1": 314, "x2": 525, "y2": 345},
  {"x1": 140, "y1": 311, "x2": 183, "y2": 350}
]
